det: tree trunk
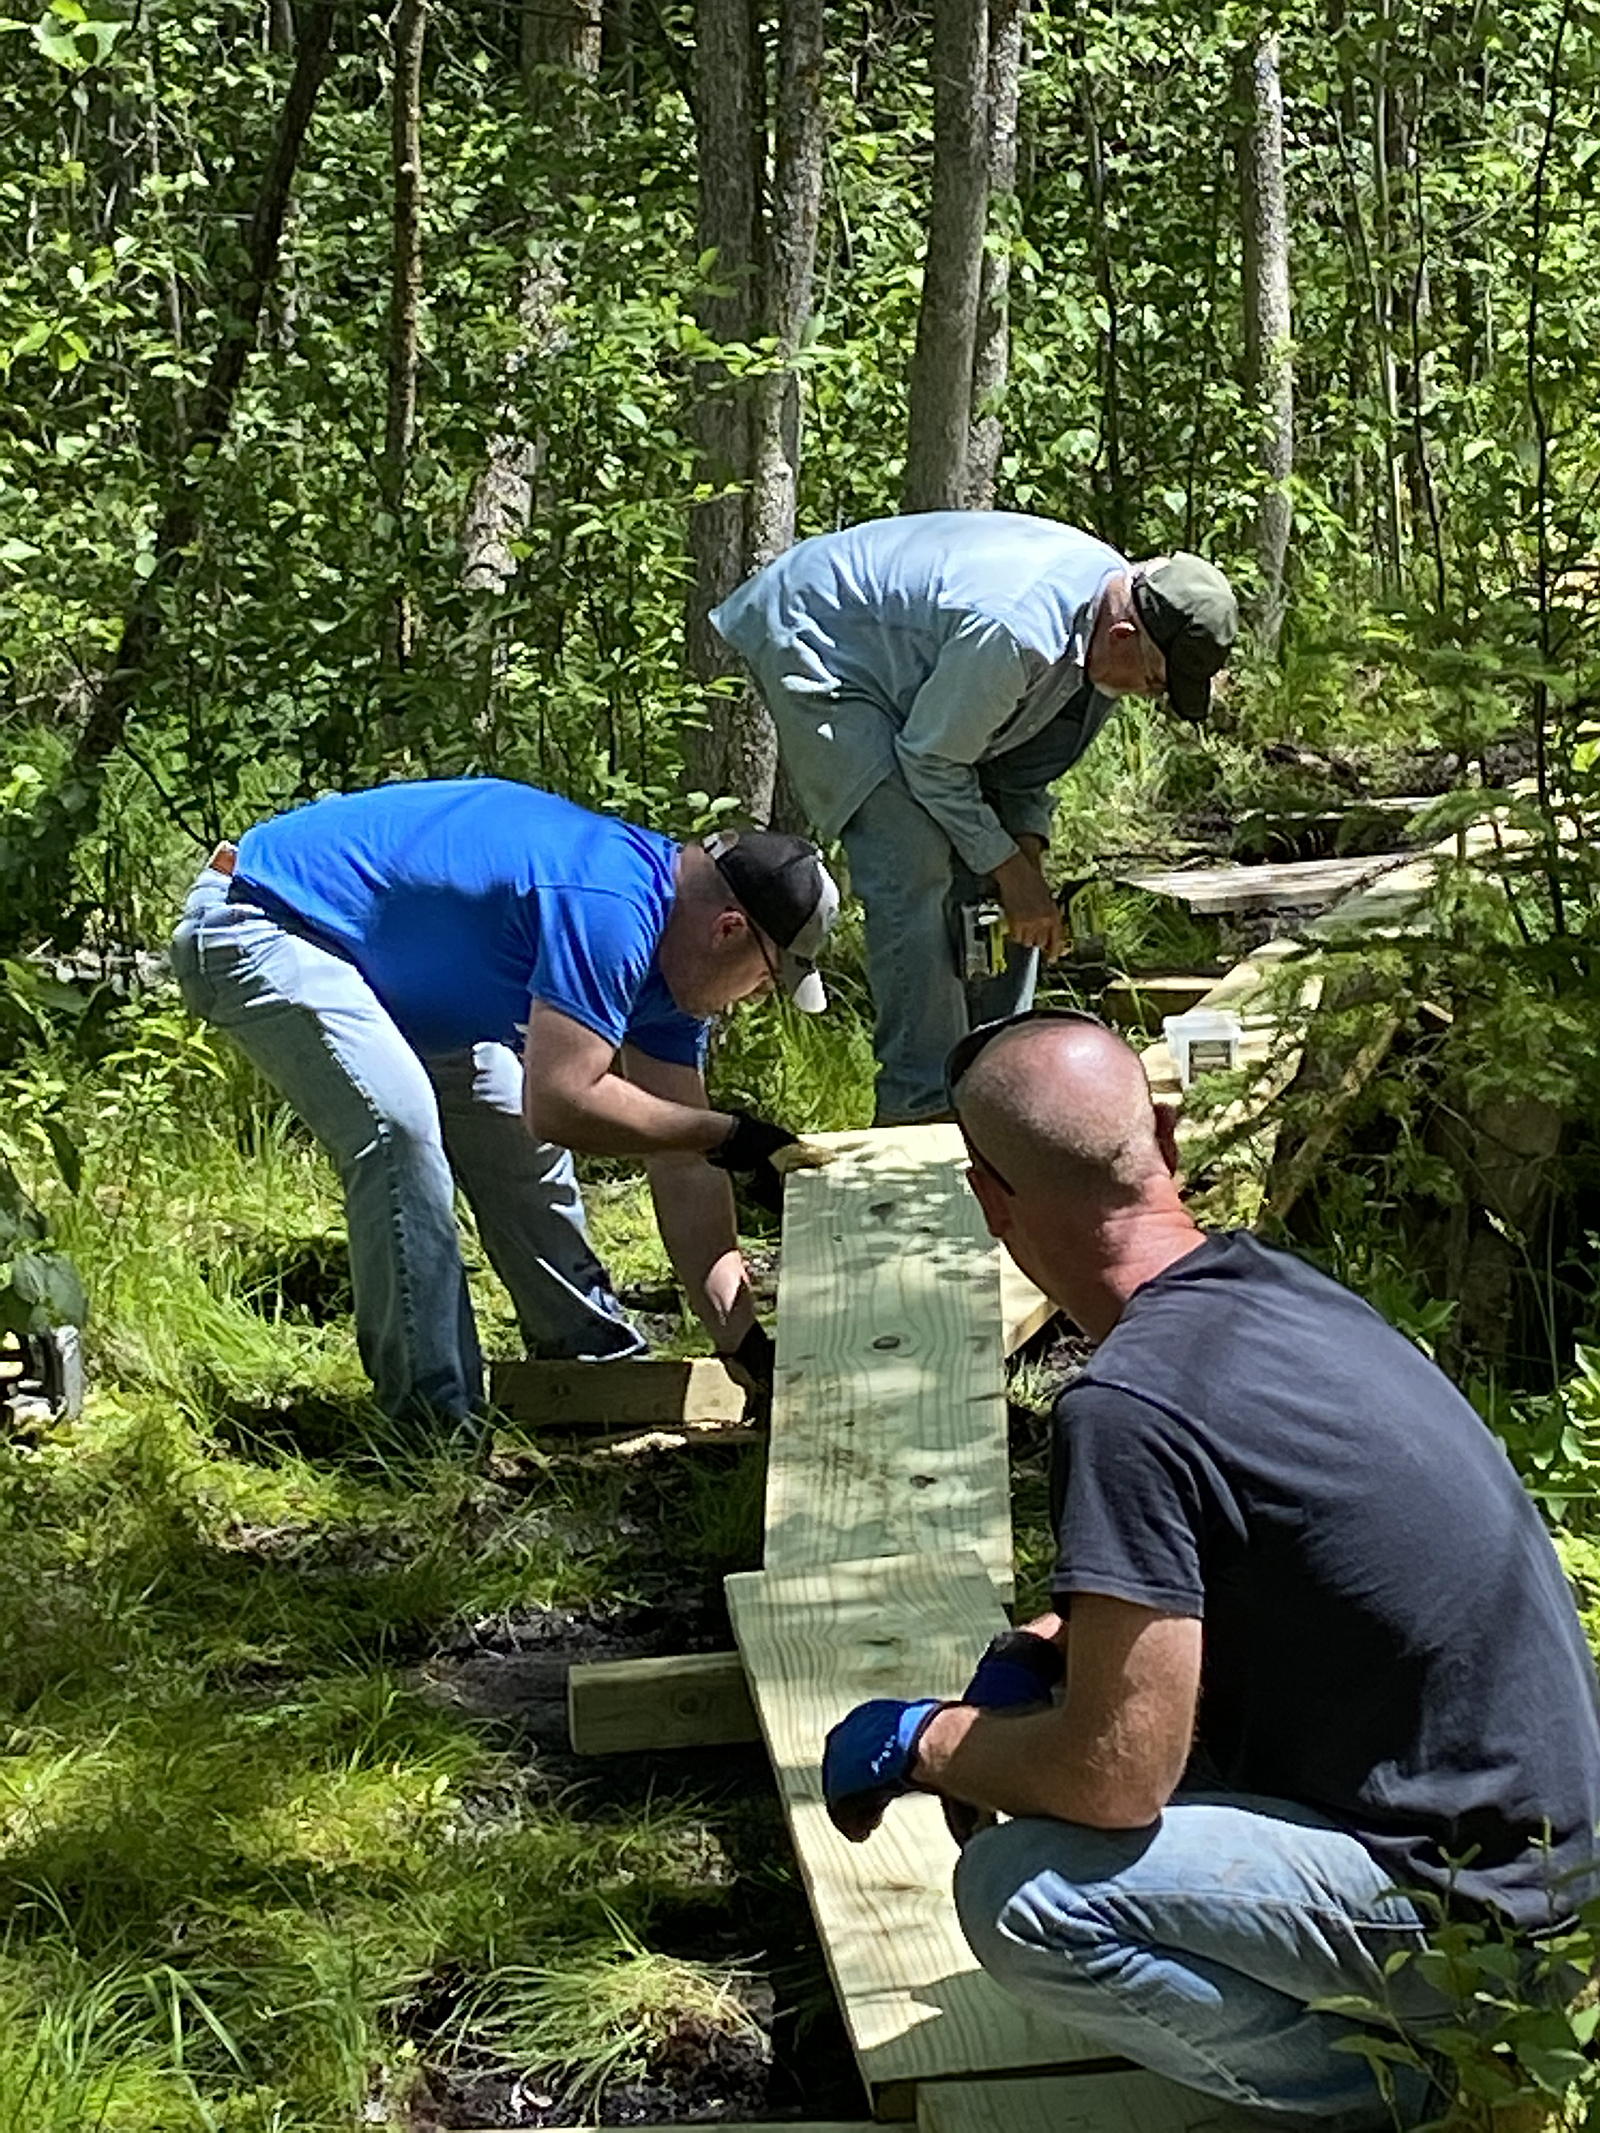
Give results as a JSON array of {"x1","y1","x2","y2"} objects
[
  {"x1": 1236, "y1": 26, "x2": 1294, "y2": 654},
  {"x1": 747, "y1": 0, "x2": 826, "y2": 572},
  {"x1": 458, "y1": 0, "x2": 601, "y2": 734},
  {"x1": 75, "y1": 3, "x2": 338, "y2": 773},
  {"x1": 1077, "y1": 46, "x2": 1126, "y2": 550},
  {"x1": 380, "y1": 0, "x2": 427, "y2": 682},
  {"x1": 902, "y1": 0, "x2": 989, "y2": 513},
  {"x1": 684, "y1": 0, "x2": 770, "y2": 817},
  {"x1": 963, "y1": 0, "x2": 1028, "y2": 509}
]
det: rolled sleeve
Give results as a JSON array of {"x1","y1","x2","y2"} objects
[{"x1": 893, "y1": 617, "x2": 1029, "y2": 875}]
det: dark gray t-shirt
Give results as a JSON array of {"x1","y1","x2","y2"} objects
[{"x1": 1051, "y1": 1232, "x2": 1600, "y2": 1932}]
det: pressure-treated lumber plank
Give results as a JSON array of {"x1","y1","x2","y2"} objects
[
  {"x1": 918, "y1": 2072, "x2": 1264, "y2": 2133},
  {"x1": 1000, "y1": 1250, "x2": 1055, "y2": 1354},
  {"x1": 476, "y1": 2125, "x2": 879, "y2": 2133},
  {"x1": 490, "y1": 1355, "x2": 745, "y2": 1428},
  {"x1": 727, "y1": 1550, "x2": 1101, "y2": 2103},
  {"x1": 765, "y1": 1127, "x2": 1014, "y2": 1596},
  {"x1": 567, "y1": 1649, "x2": 758, "y2": 1754}
]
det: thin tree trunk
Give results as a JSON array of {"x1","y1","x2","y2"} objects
[
  {"x1": 746, "y1": 0, "x2": 826, "y2": 572},
  {"x1": 1077, "y1": 45, "x2": 1126, "y2": 549},
  {"x1": 1236, "y1": 26, "x2": 1294, "y2": 653},
  {"x1": 459, "y1": 0, "x2": 600, "y2": 733},
  {"x1": 963, "y1": 0, "x2": 1027, "y2": 509},
  {"x1": 76, "y1": 3, "x2": 337, "y2": 771},
  {"x1": 380, "y1": 0, "x2": 427, "y2": 680},
  {"x1": 902, "y1": 0, "x2": 989, "y2": 512},
  {"x1": 685, "y1": 0, "x2": 769, "y2": 816},
  {"x1": 1368, "y1": 0, "x2": 1406, "y2": 584}
]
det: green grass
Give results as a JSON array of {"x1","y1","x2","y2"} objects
[{"x1": 0, "y1": 989, "x2": 838, "y2": 2128}]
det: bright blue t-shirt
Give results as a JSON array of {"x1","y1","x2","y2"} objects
[{"x1": 232, "y1": 781, "x2": 706, "y2": 1065}]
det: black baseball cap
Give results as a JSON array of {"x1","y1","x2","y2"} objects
[
  {"x1": 704, "y1": 828, "x2": 840, "y2": 1013},
  {"x1": 1132, "y1": 553, "x2": 1238, "y2": 722}
]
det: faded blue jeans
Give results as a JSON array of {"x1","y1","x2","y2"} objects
[
  {"x1": 955, "y1": 1794, "x2": 1452, "y2": 2129},
  {"x1": 839, "y1": 772, "x2": 1037, "y2": 1125},
  {"x1": 170, "y1": 867, "x2": 643, "y2": 1425}
]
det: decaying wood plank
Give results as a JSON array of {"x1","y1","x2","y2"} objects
[
  {"x1": 918, "y1": 2071, "x2": 1264, "y2": 2133},
  {"x1": 1120, "y1": 850, "x2": 1415, "y2": 914},
  {"x1": 567, "y1": 1649, "x2": 758, "y2": 1754},
  {"x1": 490, "y1": 1355, "x2": 746, "y2": 1429},
  {"x1": 726, "y1": 1550, "x2": 1100, "y2": 2101},
  {"x1": 765, "y1": 1126, "x2": 1014, "y2": 1597}
]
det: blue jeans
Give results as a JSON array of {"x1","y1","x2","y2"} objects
[
  {"x1": 839, "y1": 771, "x2": 1038, "y2": 1125},
  {"x1": 170, "y1": 869, "x2": 643, "y2": 1425},
  {"x1": 955, "y1": 1794, "x2": 1451, "y2": 2129}
]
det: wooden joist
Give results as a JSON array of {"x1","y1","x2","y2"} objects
[
  {"x1": 1000, "y1": 1249, "x2": 1055, "y2": 1354},
  {"x1": 567, "y1": 1649, "x2": 757, "y2": 1754},
  {"x1": 764, "y1": 1127, "x2": 1015, "y2": 1598},
  {"x1": 490, "y1": 1355, "x2": 745, "y2": 1429},
  {"x1": 726, "y1": 1550, "x2": 1101, "y2": 2109},
  {"x1": 917, "y1": 2072, "x2": 1265, "y2": 2132},
  {"x1": 1139, "y1": 937, "x2": 1320, "y2": 1113},
  {"x1": 1100, "y1": 973, "x2": 1218, "y2": 1031}
]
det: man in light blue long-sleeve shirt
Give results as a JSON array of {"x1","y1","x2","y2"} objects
[{"x1": 712, "y1": 511, "x2": 1237, "y2": 1123}]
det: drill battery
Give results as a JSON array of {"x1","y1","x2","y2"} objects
[{"x1": 959, "y1": 899, "x2": 1007, "y2": 983}]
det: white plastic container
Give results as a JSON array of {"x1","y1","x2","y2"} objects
[{"x1": 1162, "y1": 1008, "x2": 1244, "y2": 1088}]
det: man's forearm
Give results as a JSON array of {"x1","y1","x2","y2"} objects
[
  {"x1": 913, "y1": 1701, "x2": 1163, "y2": 1831},
  {"x1": 527, "y1": 1071, "x2": 731, "y2": 1157},
  {"x1": 646, "y1": 1155, "x2": 756, "y2": 1350}
]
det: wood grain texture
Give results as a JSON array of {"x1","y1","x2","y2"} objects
[
  {"x1": 1120, "y1": 850, "x2": 1415, "y2": 913},
  {"x1": 490, "y1": 1356, "x2": 745, "y2": 1428},
  {"x1": 1000, "y1": 1250, "x2": 1055, "y2": 1355},
  {"x1": 918, "y1": 2072, "x2": 1265, "y2": 2133},
  {"x1": 726, "y1": 1550, "x2": 1100, "y2": 2095},
  {"x1": 567, "y1": 1649, "x2": 757, "y2": 1754},
  {"x1": 765, "y1": 1125, "x2": 1014, "y2": 1596}
]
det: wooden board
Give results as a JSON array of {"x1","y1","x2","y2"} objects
[
  {"x1": 1101, "y1": 974, "x2": 1218, "y2": 1031},
  {"x1": 765, "y1": 1127, "x2": 1014, "y2": 1597},
  {"x1": 727, "y1": 1550, "x2": 1101, "y2": 2104},
  {"x1": 1304, "y1": 816, "x2": 1527, "y2": 937},
  {"x1": 490, "y1": 1355, "x2": 745, "y2": 1429},
  {"x1": 918, "y1": 2072, "x2": 1264, "y2": 2133},
  {"x1": 1000, "y1": 1251, "x2": 1056, "y2": 1355},
  {"x1": 567, "y1": 1649, "x2": 758, "y2": 1754},
  {"x1": 1119, "y1": 850, "x2": 1416, "y2": 914}
]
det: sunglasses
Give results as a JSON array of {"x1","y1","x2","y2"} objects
[{"x1": 944, "y1": 1006, "x2": 1110, "y2": 1195}]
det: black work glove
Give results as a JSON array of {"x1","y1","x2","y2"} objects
[
  {"x1": 942, "y1": 1630, "x2": 1066, "y2": 1849},
  {"x1": 705, "y1": 1111, "x2": 799, "y2": 1215},
  {"x1": 724, "y1": 1321, "x2": 774, "y2": 1405}
]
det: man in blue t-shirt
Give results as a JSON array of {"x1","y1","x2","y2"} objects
[
  {"x1": 712, "y1": 514, "x2": 1236, "y2": 1124},
  {"x1": 170, "y1": 780, "x2": 839, "y2": 1432},
  {"x1": 821, "y1": 1015, "x2": 1600, "y2": 2128}
]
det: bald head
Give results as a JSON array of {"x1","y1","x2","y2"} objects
[{"x1": 954, "y1": 1020, "x2": 1173, "y2": 1210}]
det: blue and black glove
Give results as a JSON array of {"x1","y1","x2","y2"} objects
[
  {"x1": 822, "y1": 1697, "x2": 945, "y2": 1843},
  {"x1": 962, "y1": 1628, "x2": 1065, "y2": 1710},
  {"x1": 707, "y1": 1112, "x2": 799, "y2": 1216},
  {"x1": 940, "y1": 1629, "x2": 1065, "y2": 1848}
]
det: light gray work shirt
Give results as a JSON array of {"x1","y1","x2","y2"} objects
[{"x1": 711, "y1": 512, "x2": 1126, "y2": 876}]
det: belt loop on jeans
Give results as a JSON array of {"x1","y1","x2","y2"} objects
[{"x1": 208, "y1": 841, "x2": 238, "y2": 876}]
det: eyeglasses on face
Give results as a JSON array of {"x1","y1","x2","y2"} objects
[{"x1": 944, "y1": 1007, "x2": 1110, "y2": 1195}]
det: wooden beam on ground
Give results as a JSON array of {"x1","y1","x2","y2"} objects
[
  {"x1": 567, "y1": 1649, "x2": 757, "y2": 1754},
  {"x1": 764, "y1": 1126, "x2": 1014, "y2": 1597},
  {"x1": 727, "y1": 1550, "x2": 1103, "y2": 2109},
  {"x1": 1000, "y1": 1250, "x2": 1055, "y2": 1355},
  {"x1": 1119, "y1": 850, "x2": 1416, "y2": 915},
  {"x1": 485, "y1": 2125, "x2": 879, "y2": 2133},
  {"x1": 918, "y1": 2072, "x2": 1264, "y2": 2132},
  {"x1": 1101, "y1": 974, "x2": 1218, "y2": 1031},
  {"x1": 490, "y1": 1355, "x2": 746, "y2": 1429},
  {"x1": 1304, "y1": 814, "x2": 1529, "y2": 937}
]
